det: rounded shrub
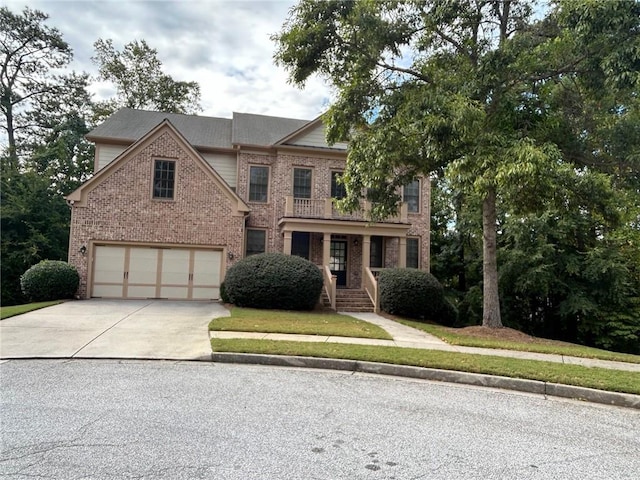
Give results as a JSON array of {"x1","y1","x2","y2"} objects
[
  {"x1": 379, "y1": 268, "x2": 445, "y2": 320},
  {"x1": 223, "y1": 253, "x2": 323, "y2": 310},
  {"x1": 20, "y1": 260, "x2": 79, "y2": 302}
]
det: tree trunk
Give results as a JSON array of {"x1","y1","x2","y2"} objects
[
  {"x1": 482, "y1": 187, "x2": 502, "y2": 328},
  {"x1": 1, "y1": 90, "x2": 18, "y2": 170}
]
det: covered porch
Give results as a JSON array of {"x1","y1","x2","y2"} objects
[{"x1": 278, "y1": 217, "x2": 411, "y2": 312}]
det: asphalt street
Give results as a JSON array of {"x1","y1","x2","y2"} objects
[{"x1": 1, "y1": 360, "x2": 638, "y2": 479}]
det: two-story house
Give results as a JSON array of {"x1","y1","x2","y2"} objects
[{"x1": 66, "y1": 108, "x2": 430, "y2": 311}]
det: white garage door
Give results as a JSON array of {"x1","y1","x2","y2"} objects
[{"x1": 92, "y1": 245, "x2": 221, "y2": 300}]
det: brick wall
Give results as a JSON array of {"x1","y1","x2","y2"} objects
[
  {"x1": 236, "y1": 149, "x2": 431, "y2": 285},
  {"x1": 69, "y1": 130, "x2": 244, "y2": 298}
]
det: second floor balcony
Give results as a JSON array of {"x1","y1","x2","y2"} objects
[{"x1": 283, "y1": 195, "x2": 409, "y2": 224}]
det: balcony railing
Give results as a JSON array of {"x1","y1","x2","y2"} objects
[{"x1": 284, "y1": 196, "x2": 408, "y2": 223}]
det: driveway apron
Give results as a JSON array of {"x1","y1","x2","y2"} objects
[{"x1": 0, "y1": 299, "x2": 229, "y2": 360}]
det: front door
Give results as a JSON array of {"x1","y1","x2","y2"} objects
[{"x1": 330, "y1": 240, "x2": 347, "y2": 287}]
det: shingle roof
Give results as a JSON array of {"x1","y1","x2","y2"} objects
[
  {"x1": 232, "y1": 112, "x2": 309, "y2": 146},
  {"x1": 86, "y1": 108, "x2": 312, "y2": 149},
  {"x1": 86, "y1": 108, "x2": 234, "y2": 149}
]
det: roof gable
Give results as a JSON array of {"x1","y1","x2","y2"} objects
[
  {"x1": 275, "y1": 116, "x2": 348, "y2": 151},
  {"x1": 68, "y1": 119, "x2": 249, "y2": 214}
]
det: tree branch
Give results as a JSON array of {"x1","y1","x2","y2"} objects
[{"x1": 375, "y1": 61, "x2": 431, "y2": 84}]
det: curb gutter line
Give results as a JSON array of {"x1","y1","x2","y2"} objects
[{"x1": 210, "y1": 352, "x2": 640, "y2": 410}]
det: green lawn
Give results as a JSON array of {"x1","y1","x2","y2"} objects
[
  {"x1": 211, "y1": 339, "x2": 640, "y2": 395},
  {"x1": 209, "y1": 307, "x2": 392, "y2": 340},
  {"x1": 0, "y1": 300, "x2": 63, "y2": 319},
  {"x1": 395, "y1": 318, "x2": 640, "y2": 364}
]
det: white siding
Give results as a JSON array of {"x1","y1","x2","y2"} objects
[
  {"x1": 202, "y1": 153, "x2": 237, "y2": 188},
  {"x1": 286, "y1": 124, "x2": 348, "y2": 150},
  {"x1": 95, "y1": 144, "x2": 127, "y2": 171}
]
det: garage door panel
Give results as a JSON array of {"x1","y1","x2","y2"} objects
[
  {"x1": 92, "y1": 284, "x2": 124, "y2": 298},
  {"x1": 192, "y1": 287, "x2": 219, "y2": 300},
  {"x1": 126, "y1": 285, "x2": 157, "y2": 298},
  {"x1": 93, "y1": 246, "x2": 125, "y2": 284},
  {"x1": 160, "y1": 286, "x2": 190, "y2": 299},
  {"x1": 192, "y1": 250, "x2": 221, "y2": 286},
  {"x1": 128, "y1": 248, "x2": 158, "y2": 284},
  {"x1": 161, "y1": 249, "x2": 190, "y2": 285}
]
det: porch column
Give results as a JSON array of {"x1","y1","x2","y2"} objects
[
  {"x1": 283, "y1": 230, "x2": 292, "y2": 255},
  {"x1": 323, "y1": 232, "x2": 331, "y2": 266},
  {"x1": 398, "y1": 236, "x2": 407, "y2": 268},
  {"x1": 361, "y1": 234, "x2": 371, "y2": 278}
]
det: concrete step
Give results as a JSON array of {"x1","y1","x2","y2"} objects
[{"x1": 322, "y1": 290, "x2": 374, "y2": 312}]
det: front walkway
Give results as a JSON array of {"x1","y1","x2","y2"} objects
[{"x1": 210, "y1": 311, "x2": 640, "y2": 373}]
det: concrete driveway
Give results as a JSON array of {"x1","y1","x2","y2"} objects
[{"x1": 0, "y1": 299, "x2": 229, "y2": 360}]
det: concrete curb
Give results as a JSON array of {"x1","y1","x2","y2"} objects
[{"x1": 210, "y1": 352, "x2": 640, "y2": 410}]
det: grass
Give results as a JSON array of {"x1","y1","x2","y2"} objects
[
  {"x1": 209, "y1": 307, "x2": 392, "y2": 340},
  {"x1": 211, "y1": 338, "x2": 640, "y2": 395},
  {"x1": 0, "y1": 300, "x2": 63, "y2": 319},
  {"x1": 395, "y1": 318, "x2": 640, "y2": 364}
]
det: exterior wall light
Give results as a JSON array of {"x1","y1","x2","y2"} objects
[{"x1": 79, "y1": 245, "x2": 87, "y2": 255}]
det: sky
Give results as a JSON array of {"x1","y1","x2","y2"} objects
[{"x1": 3, "y1": 0, "x2": 333, "y2": 121}]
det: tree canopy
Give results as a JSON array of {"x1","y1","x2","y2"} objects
[
  {"x1": 0, "y1": 6, "x2": 80, "y2": 168},
  {"x1": 274, "y1": 0, "x2": 640, "y2": 333},
  {"x1": 92, "y1": 38, "x2": 202, "y2": 118}
]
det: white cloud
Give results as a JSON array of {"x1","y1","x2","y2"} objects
[{"x1": 3, "y1": 0, "x2": 332, "y2": 120}]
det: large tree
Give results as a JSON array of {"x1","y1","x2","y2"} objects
[
  {"x1": 92, "y1": 39, "x2": 202, "y2": 118},
  {"x1": 273, "y1": 0, "x2": 639, "y2": 328},
  {"x1": 1, "y1": 6, "x2": 94, "y2": 305},
  {"x1": 0, "y1": 6, "x2": 77, "y2": 168}
]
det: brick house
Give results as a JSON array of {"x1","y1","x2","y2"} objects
[{"x1": 66, "y1": 108, "x2": 430, "y2": 310}]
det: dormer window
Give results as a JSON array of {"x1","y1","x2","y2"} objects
[{"x1": 153, "y1": 160, "x2": 175, "y2": 199}]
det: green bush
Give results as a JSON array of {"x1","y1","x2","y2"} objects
[
  {"x1": 379, "y1": 268, "x2": 445, "y2": 321},
  {"x1": 219, "y1": 281, "x2": 229, "y2": 303},
  {"x1": 20, "y1": 260, "x2": 79, "y2": 302},
  {"x1": 223, "y1": 253, "x2": 323, "y2": 310}
]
